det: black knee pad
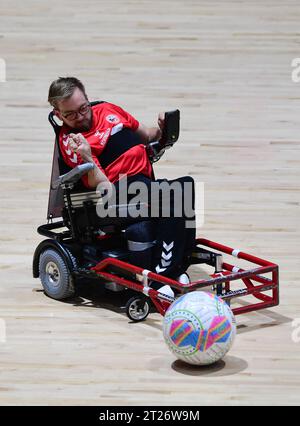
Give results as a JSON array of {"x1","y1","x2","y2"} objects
[
  {"x1": 125, "y1": 220, "x2": 154, "y2": 243},
  {"x1": 125, "y1": 221, "x2": 155, "y2": 270}
]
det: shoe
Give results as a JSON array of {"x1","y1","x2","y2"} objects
[
  {"x1": 157, "y1": 285, "x2": 175, "y2": 298},
  {"x1": 177, "y1": 273, "x2": 190, "y2": 284}
]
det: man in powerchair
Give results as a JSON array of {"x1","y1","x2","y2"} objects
[{"x1": 48, "y1": 77, "x2": 195, "y2": 297}]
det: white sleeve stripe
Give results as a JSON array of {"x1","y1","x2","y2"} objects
[{"x1": 111, "y1": 123, "x2": 123, "y2": 136}]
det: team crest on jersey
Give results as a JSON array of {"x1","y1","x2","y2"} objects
[{"x1": 106, "y1": 114, "x2": 120, "y2": 124}]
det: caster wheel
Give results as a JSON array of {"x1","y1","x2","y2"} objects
[{"x1": 126, "y1": 296, "x2": 150, "y2": 322}]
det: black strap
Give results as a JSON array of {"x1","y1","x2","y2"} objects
[{"x1": 99, "y1": 128, "x2": 143, "y2": 169}]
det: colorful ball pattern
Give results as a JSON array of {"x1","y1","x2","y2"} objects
[{"x1": 163, "y1": 291, "x2": 236, "y2": 365}]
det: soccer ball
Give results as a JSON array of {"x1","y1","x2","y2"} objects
[{"x1": 162, "y1": 291, "x2": 236, "y2": 365}]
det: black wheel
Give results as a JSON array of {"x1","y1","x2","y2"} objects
[
  {"x1": 39, "y1": 248, "x2": 76, "y2": 300},
  {"x1": 126, "y1": 296, "x2": 150, "y2": 322}
]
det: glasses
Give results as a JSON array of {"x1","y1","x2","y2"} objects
[{"x1": 61, "y1": 103, "x2": 91, "y2": 121}]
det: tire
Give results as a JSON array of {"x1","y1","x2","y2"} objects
[
  {"x1": 39, "y1": 248, "x2": 76, "y2": 300},
  {"x1": 126, "y1": 296, "x2": 150, "y2": 322}
]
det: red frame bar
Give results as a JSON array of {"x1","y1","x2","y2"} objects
[{"x1": 91, "y1": 238, "x2": 279, "y2": 317}]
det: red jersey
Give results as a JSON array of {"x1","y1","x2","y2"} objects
[{"x1": 59, "y1": 102, "x2": 153, "y2": 187}]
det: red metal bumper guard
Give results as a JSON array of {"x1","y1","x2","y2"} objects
[{"x1": 91, "y1": 238, "x2": 279, "y2": 317}]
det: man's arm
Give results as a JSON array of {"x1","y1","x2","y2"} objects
[
  {"x1": 68, "y1": 133, "x2": 112, "y2": 189},
  {"x1": 135, "y1": 112, "x2": 165, "y2": 144}
]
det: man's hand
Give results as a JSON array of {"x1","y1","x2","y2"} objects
[
  {"x1": 158, "y1": 112, "x2": 165, "y2": 134},
  {"x1": 68, "y1": 133, "x2": 92, "y2": 163},
  {"x1": 68, "y1": 132, "x2": 111, "y2": 189},
  {"x1": 135, "y1": 112, "x2": 165, "y2": 144}
]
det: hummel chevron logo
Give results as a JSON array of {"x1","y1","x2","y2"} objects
[
  {"x1": 70, "y1": 154, "x2": 78, "y2": 164},
  {"x1": 163, "y1": 241, "x2": 174, "y2": 252},
  {"x1": 156, "y1": 265, "x2": 167, "y2": 273},
  {"x1": 156, "y1": 241, "x2": 174, "y2": 274},
  {"x1": 62, "y1": 137, "x2": 78, "y2": 163},
  {"x1": 162, "y1": 251, "x2": 172, "y2": 261},
  {"x1": 161, "y1": 259, "x2": 172, "y2": 268}
]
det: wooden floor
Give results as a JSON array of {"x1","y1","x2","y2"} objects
[{"x1": 0, "y1": 0, "x2": 300, "y2": 406}]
